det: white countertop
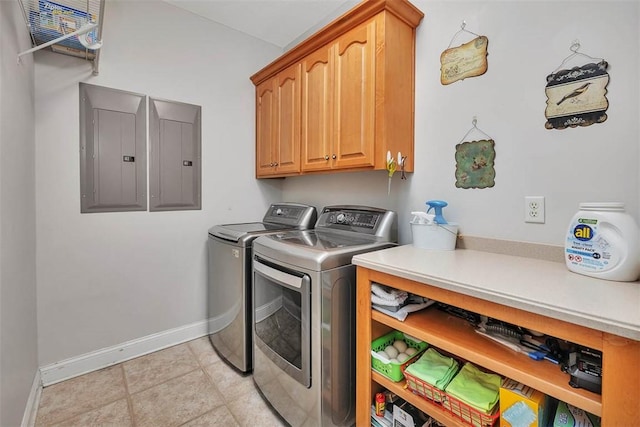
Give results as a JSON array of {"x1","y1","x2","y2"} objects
[{"x1": 352, "y1": 245, "x2": 640, "y2": 341}]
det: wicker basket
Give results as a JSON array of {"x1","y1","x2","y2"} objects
[
  {"x1": 370, "y1": 331, "x2": 428, "y2": 382},
  {"x1": 402, "y1": 364, "x2": 447, "y2": 403},
  {"x1": 403, "y1": 356, "x2": 500, "y2": 426},
  {"x1": 442, "y1": 393, "x2": 500, "y2": 427}
]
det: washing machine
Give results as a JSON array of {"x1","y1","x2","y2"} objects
[{"x1": 207, "y1": 203, "x2": 317, "y2": 373}]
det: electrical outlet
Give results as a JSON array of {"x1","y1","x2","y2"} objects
[{"x1": 525, "y1": 196, "x2": 545, "y2": 223}]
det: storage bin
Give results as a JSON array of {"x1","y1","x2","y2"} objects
[
  {"x1": 402, "y1": 348, "x2": 458, "y2": 403},
  {"x1": 443, "y1": 393, "x2": 500, "y2": 427},
  {"x1": 403, "y1": 358, "x2": 500, "y2": 427},
  {"x1": 402, "y1": 365, "x2": 447, "y2": 403},
  {"x1": 410, "y1": 221, "x2": 458, "y2": 250},
  {"x1": 371, "y1": 331, "x2": 428, "y2": 382}
]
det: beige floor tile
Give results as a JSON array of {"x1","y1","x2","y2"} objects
[
  {"x1": 50, "y1": 399, "x2": 132, "y2": 427},
  {"x1": 188, "y1": 336, "x2": 221, "y2": 366},
  {"x1": 131, "y1": 369, "x2": 224, "y2": 427},
  {"x1": 123, "y1": 343, "x2": 200, "y2": 393},
  {"x1": 202, "y1": 360, "x2": 256, "y2": 402},
  {"x1": 35, "y1": 365, "x2": 126, "y2": 426},
  {"x1": 226, "y1": 388, "x2": 287, "y2": 427},
  {"x1": 181, "y1": 405, "x2": 240, "y2": 426}
]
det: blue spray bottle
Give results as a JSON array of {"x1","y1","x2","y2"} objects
[{"x1": 426, "y1": 200, "x2": 448, "y2": 224}]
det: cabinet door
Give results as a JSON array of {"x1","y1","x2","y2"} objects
[
  {"x1": 332, "y1": 20, "x2": 376, "y2": 169},
  {"x1": 274, "y1": 64, "x2": 301, "y2": 174},
  {"x1": 301, "y1": 46, "x2": 333, "y2": 172},
  {"x1": 256, "y1": 78, "x2": 276, "y2": 177}
]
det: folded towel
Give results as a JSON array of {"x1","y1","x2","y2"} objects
[
  {"x1": 444, "y1": 362, "x2": 501, "y2": 413},
  {"x1": 372, "y1": 299, "x2": 435, "y2": 322},
  {"x1": 371, "y1": 283, "x2": 408, "y2": 306},
  {"x1": 404, "y1": 348, "x2": 459, "y2": 390}
]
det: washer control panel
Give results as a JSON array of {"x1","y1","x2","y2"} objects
[
  {"x1": 317, "y1": 206, "x2": 397, "y2": 241},
  {"x1": 327, "y1": 211, "x2": 379, "y2": 229},
  {"x1": 262, "y1": 204, "x2": 318, "y2": 227}
]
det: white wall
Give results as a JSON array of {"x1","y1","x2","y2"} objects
[
  {"x1": 282, "y1": 1, "x2": 640, "y2": 246},
  {"x1": 35, "y1": 1, "x2": 283, "y2": 365},
  {"x1": 0, "y1": 1, "x2": 38, "y2": 425}
]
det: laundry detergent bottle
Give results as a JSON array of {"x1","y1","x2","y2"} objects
[{"x1": 565, "y1": 202, "x2": 640, "y2": 282}]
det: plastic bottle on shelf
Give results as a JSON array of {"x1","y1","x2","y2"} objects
[
  {"x1": 375, "y1": 392, "x2": 386, "y2": 417},
  {"x1": 565, "y1": 202, "x2": 640, "y2": 282}
]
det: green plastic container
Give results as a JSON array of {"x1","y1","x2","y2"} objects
[{"x1": 371, "y1": 330, "x2": 428, "y2": 382}]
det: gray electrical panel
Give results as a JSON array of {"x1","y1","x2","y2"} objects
[
  {"x1": 80, "y1": 83, "x2": 147, "y2": 213},
  {"x1": 149, "y1": 98, "x2": 201, "y2": 212}
]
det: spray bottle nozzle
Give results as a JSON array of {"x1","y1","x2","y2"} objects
[{"x1": 426, "y1": 200, "x2": 448, "y2": 224}]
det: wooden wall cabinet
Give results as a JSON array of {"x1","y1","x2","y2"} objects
[
  {"x1": 301, "y1": 19, "x2": 376, "y2": 172},
  {"x1": 355, "y1": 267, "x2": 640, "y2": 426},
  {"x1": 255, "y1": 64, "x2": 301, "y2": 177},
  {"x1": 251, "y1": 0, "x2": 424, "y2": 178}
]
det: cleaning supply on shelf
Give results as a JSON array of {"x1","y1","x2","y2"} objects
[
  {"x1": 410, "y1": 211, "x2": 435, "y2": 225},
  {"x1": 426, "y1": 200, "x2": 449, "y2": 224},
  {"x1": 375, "y1": 392, "x2": 386, "y2": 417},
  {"x1": 552, "y1": 401, "x2": 601, "y2": 427},
  {"x1": 500, "y1": 379, "x2": 553, "y2": 427},
  {"x1": 444, "y1": 362, "x2": 501, "y2": 413},
  {"x1": 565, "y1": 202, "x2": 640, "y2": 281},
  {"x1": 410, "y1": 200, "x2": 459, "y2": 250},
  {"x1": 404, "y1": 348, "x2": 459, "y2": 390}
]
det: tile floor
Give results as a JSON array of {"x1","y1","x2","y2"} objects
[{"x1": 35, "y1": 337, "x2": 287, "y2": 426}]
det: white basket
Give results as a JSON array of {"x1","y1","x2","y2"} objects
[{"x1": 410, "y1": 222, "x2": 458, "y2": 250}]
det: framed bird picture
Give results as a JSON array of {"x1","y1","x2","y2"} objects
[{"x1": 544, "y1": 61, "x2": 609, "y2": 129}]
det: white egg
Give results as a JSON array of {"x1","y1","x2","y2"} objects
[
  {"x1": 397, "y1": 353, "x2": 410, "y2": 363},
  {"x1": 384, "y1": 345, "x2": 399, "y2": 358},
  {"x1": 405, "y1": 347, "x2": 417, "y2": 356},
  {"x1": 389, "y1": 358, "x2": 399, "y2": 364},
  {"x1": 393, "y1": 340, "x2": 408, "y2": 353}
]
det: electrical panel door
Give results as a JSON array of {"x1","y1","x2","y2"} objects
[
  {"x1": 149, "y1": 98, "x2": 201, "y2": 211},
  {"x1": 80, "y1": 83, "x2": 146, "y2": 213}
]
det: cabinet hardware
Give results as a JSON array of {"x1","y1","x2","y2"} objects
[
  {"x1": 324, "y1": 155, "x2": 330, "y2": 160},
  {"x1": 332, "y1": 154, "x2": 337, "y2": 159}
]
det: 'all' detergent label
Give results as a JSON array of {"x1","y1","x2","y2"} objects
[{"x1": 566, "y1": 218, "x2": 618, "y2": 272}]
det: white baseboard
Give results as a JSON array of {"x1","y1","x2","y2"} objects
[
  {"x1": 21, "y1": 370, "x2": 42, "y2": 427},
  {"x1": 39, "y1": 319, "x2": 209, "y2": 386}
]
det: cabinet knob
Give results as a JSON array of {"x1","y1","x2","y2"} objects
[
  {"x1": 332, "y1": 154, "x2": 336, "y2": 159},
  {"x1": 273, "y1": 162, "x2": 278, "y2": 167},
  {"x1": 269, "y1": 162, "x2": 274, "y2": 167},
  {"x1": 324, "y1": 155, "x2": 330, "y2": 161}
]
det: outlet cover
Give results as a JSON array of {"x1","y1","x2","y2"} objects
[{"x1": 525, "y1": 196, "x2": 545, "y2": 223}]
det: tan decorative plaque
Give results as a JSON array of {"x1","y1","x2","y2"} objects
[{"x1": 440, "y1": 36, "x2": 489, "y2": 85}]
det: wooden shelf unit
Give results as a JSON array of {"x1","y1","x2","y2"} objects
[{"x1": 356, "y1": 267, "x2": 640, "y2": 426}]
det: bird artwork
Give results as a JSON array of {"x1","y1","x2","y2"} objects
[
  {"x1": 556, "y1": 82, "x2": 591, "y2": 105},
  {"x1": 544, "y1": 59, "x2": 609, "y2": 130}
]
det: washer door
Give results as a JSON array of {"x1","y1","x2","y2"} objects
[{"x1": 253, "y1": 257, "x2": 311, "y2": 388}]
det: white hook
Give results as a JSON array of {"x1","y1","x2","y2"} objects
[{"x1": 472, "y1": 116, "x2": 478, "y2": 127}]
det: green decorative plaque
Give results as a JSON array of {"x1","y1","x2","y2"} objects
[{"x1": 455, "y1": 139, "x2": 496, "y2": 189}]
